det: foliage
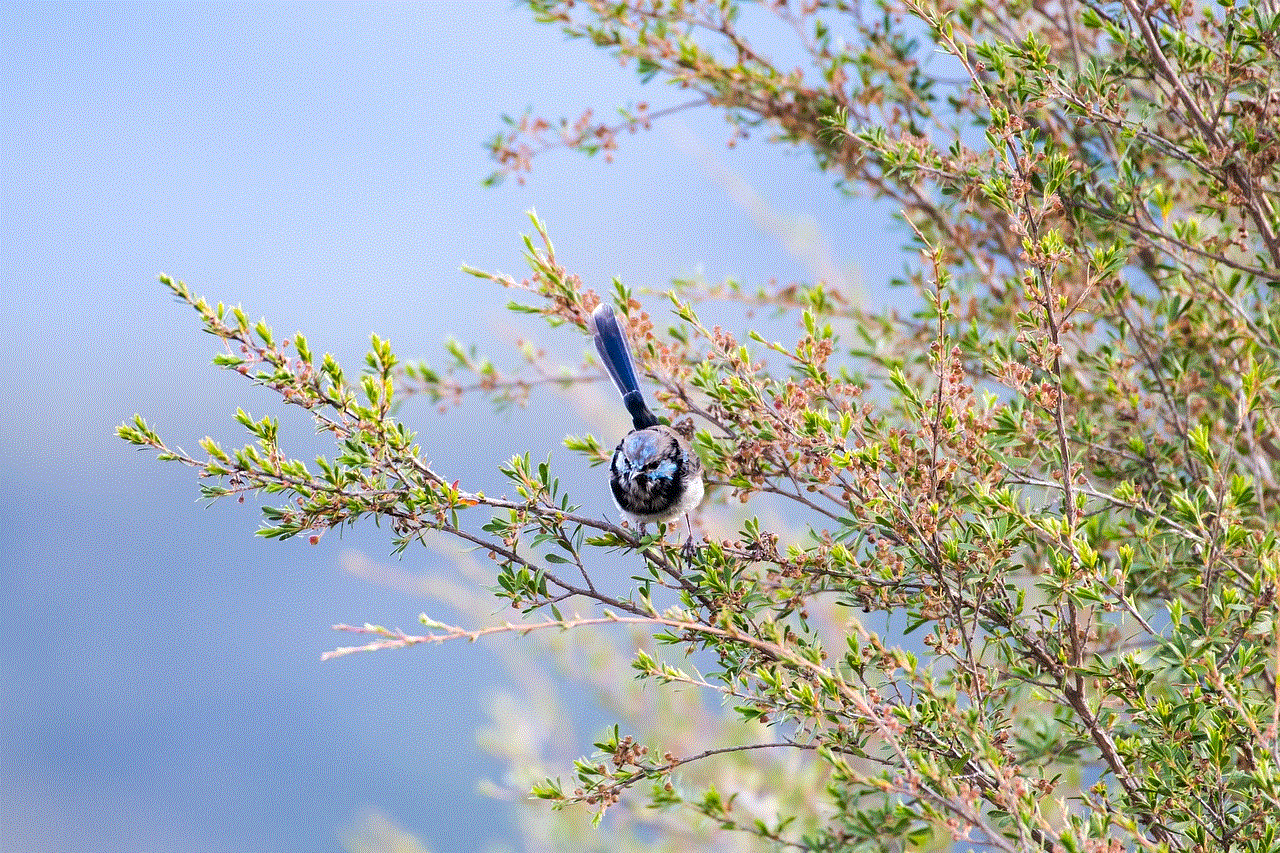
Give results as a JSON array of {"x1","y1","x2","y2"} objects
[{"x1": 121, "y1": 1, "x2": 1280, "y2": 851}]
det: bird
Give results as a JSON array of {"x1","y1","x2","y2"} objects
[{"x1": 590, "y1": 303, "x2": 704, "y2": 553}]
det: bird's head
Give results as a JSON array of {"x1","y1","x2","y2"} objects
[{"x1": 616, "y1": 430, "x2": 679, "y2": 482}]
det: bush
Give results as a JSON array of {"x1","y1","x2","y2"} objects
[{"x1": 122, "y1": 2, "x2": 1279, "y2": 851}]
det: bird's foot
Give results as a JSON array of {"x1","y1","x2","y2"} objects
[{"x1": 680, "y1": 534, "x2": 700, "y2": 566}]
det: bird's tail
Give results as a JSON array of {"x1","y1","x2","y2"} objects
[{"x1": 591, "y1": 303, "x2": 660, "y2": 429}]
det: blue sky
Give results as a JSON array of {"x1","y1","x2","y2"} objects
[{"x1": 1, "y1": 4, "x2": 903, "y2": 851}]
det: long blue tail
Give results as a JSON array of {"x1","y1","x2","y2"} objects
[{"x1": 591, "y1": 304, "x2": 660, "y2": 429}]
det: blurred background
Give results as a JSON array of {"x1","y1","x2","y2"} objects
[{"x1": 1, "y1": 4, "x2": 902, "y2": 851}]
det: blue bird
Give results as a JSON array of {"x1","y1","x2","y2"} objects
[{"x1": 591, "y1": 304, "x2": 704, "y2": 550}]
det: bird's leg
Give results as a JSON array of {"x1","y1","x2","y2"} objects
[{"x1": 680, "y1": 513, "x2": 699, "y2": 565}]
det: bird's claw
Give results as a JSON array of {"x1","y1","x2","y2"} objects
[{"x1": 680, "y1": 534, "x2": 700, "y2": 565}]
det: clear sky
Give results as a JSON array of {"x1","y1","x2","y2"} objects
[{"x1": 1, "y1": 4, "x2": 903, "y2": 851}]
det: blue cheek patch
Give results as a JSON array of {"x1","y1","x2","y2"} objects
[{"x1": 650, "y1": 459, "x2": 677, "y2": 480}]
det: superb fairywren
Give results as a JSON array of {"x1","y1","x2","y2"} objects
[{"x1": 590, "y1": 304, "x2": 704, "y2": 549}]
